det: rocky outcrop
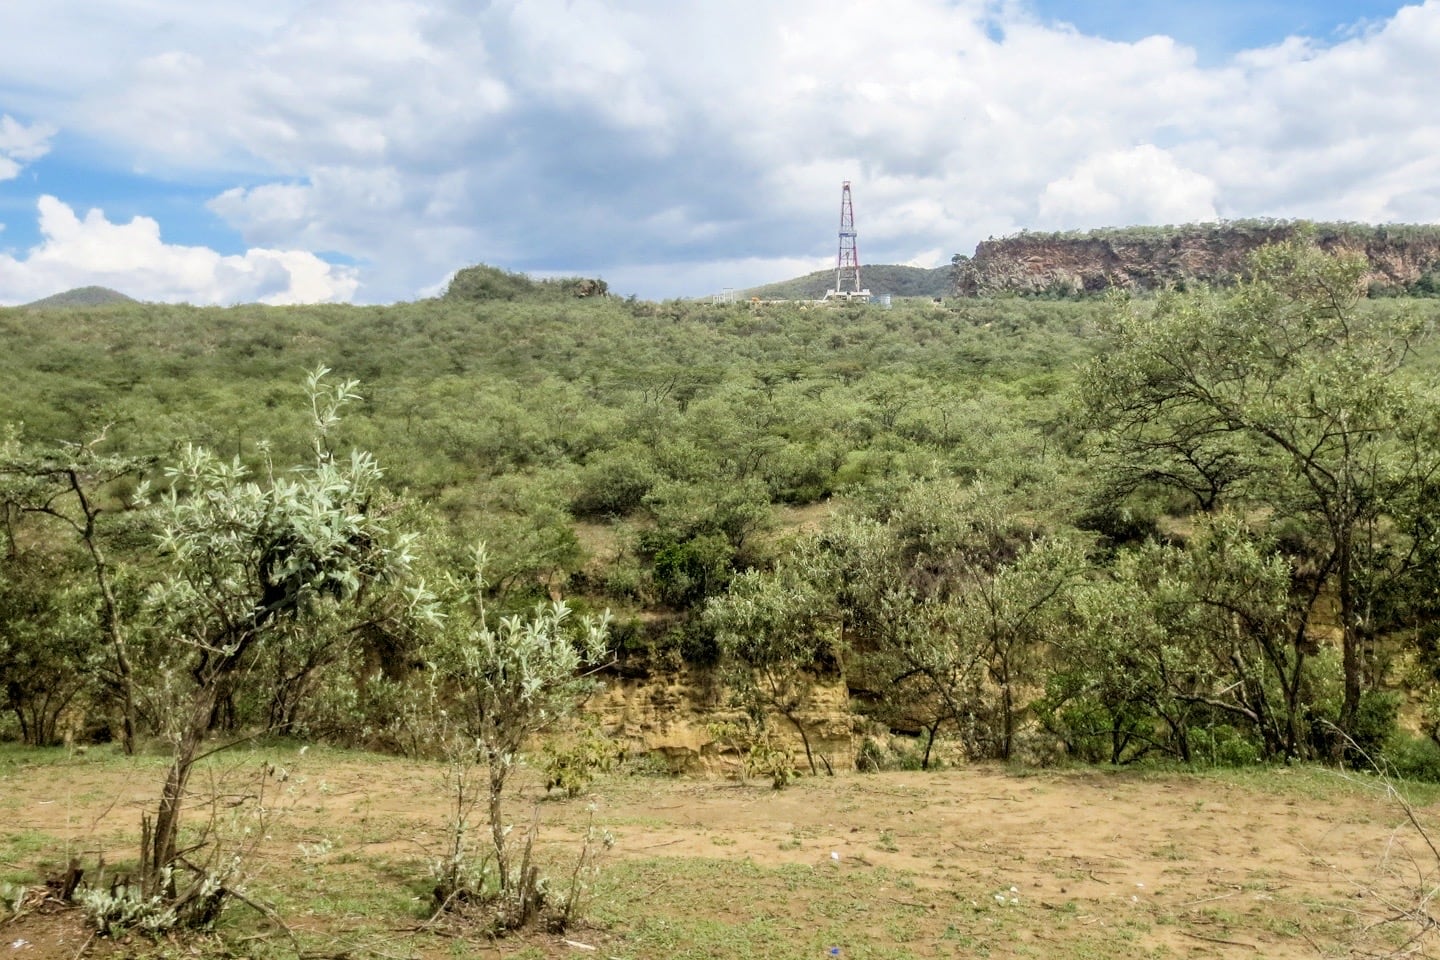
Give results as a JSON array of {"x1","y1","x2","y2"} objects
[
  {"x1": 952, "y1": 222, "x2": 1440, "y2": 297},
  {"x1": 586, "y1": 665, "x2": 855, "y2": 776}
]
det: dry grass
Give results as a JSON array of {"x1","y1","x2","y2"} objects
[{"x1": 2, "y1": 743, "x2": 1438, "y2": 959}]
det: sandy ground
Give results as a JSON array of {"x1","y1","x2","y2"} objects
[{"x1": 3, "y1": 748, "x2": 1436, "y2": 958}]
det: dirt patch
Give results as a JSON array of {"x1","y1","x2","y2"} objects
[
  {"x1": 3, "y1": 905, "x2": 99, "y2": 960},
  {"x1": 2, "y1": 748, "x2": 1435, "y2": 958}
]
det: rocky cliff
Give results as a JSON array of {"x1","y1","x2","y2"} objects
[{"x1": 952, "y1": 222, "x2": 1440, "y2": 297}]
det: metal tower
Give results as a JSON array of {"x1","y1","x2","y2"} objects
[{"x1": 827, "y1": 180, "x2": 870, "y2": 301}]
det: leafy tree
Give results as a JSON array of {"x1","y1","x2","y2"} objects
[
  {"x1": 1081, "y1": 236, "x2": 1439, "y2": 739},
  {"x1": 138, "y1": 369, "x2": 426, "y2": 912},
  {"x1": 830, "y1": 479, "x2": 1085, "y2": 760},
  {"x1": 0, "y1": 550, "x2": 101, "y2": 745},
  {"x1": 0, "y1": 427, "x2": 149, "y2": 752},
  {"x1": 637, "y1": 477, "x2": 772, "y2": 610},
  {"x1": 1046, "y1": 514, "x2": 1304, "y2": 763},
  {"x1": 705, "y1": 544, "x2": 838, "y2": 777}
]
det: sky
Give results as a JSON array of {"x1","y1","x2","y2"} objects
[{"x1": 1, "y1": 0, "x2": 1438, "y2": 305}]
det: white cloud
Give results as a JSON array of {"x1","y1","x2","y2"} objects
[
  {"x1": 0, "y1": 196, "x2": 358, "y2": 306},
  {"x1": 1038, "y1": 145, "x2": 1219, "y2": 228},
  {"x1": 0, "y1": 114, "x2": 54, "y2": 181}
]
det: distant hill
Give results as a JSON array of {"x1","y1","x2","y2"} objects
[
  {"x1": 740, "y1": 264, "x2": 951, "y2": 301},
  {"x1": 22, "y1": 286, "x2": 138, "y2": 309}
]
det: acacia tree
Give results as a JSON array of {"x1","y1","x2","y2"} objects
[
  {"x1": 140, "y1": 368, "x2": 425, "y2": 912},
  {"x1": 0, "y1": 427, "x2": 149, "y2": 753},
  {"x1": 1047, "y1": 514, "x2": 1303, "y2": 763},
  {"x1": 825, "y1": 481, "x2": 1085, "y2": 762},
  {"x1": 1081, "y1": 236, "x2": 1439, "y2": 738},
  {"x1": 0, "y1": 551, "x2": 101, "y2": 745},
  {"x1": 704, "y1": 536, "x2": 839, "y2": 776}
]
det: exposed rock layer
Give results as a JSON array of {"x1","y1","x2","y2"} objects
[
  {"x1": 953, "y1": 222, "x2": 1440, "y2": 297},
  {"x1": 587, "y1": 666, "x2": 855, "y2": 776}
]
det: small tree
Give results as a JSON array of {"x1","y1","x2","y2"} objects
[
  {"x1": 138, "y1": 368, "x2": 425, "y2": 921},
  {"x1": 426, "y1": 545, "x2": 610, "y2": 925},
  {"x1": 829, "y1": 482, "x2": 1084, "y2": 762},
  {"x1": 0, "y1": 550, "x2": 102, "y2": 746},
  {"x1": 1081, "y1": 236, "x2": 1440, "y2": 741},
  {"x1": 705, "y1": 537, "x2": 839, "y2": 777},
  {"x1": 0, "y1": 427, "x2": 149, "y2": 753}
]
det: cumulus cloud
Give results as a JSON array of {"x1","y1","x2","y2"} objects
[
  {"x1": 2, "y1": 1, "x2": 1439, "y2": 299},
  {"x1": 0, "y1": 196, "x2": 358, "y2": 306},
  {"x1": 1038, "y1": 145, "x2": 1219, "y2": 228},
  {"x1": 0, "y1": 114, "x2": 54, "y2": 181}
]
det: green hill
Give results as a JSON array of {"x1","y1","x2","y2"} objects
[
  {"x1": 740, "y1": 264, "x2": 950, "y2": 300},
  {"x1": 22, "y1": 286, "x2": 138, "y2": 309}
]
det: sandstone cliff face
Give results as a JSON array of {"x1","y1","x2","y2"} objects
[
  {"x1": 586, "y1": 666, "x2": 855, "y2": 776},
  {"x1": 953, "y1": 223, "x2": 1440, "y2": 297}
]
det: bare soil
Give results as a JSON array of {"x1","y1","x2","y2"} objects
[{"x1": 2, "y1": 747, "x2": 1435, "y2": 958}]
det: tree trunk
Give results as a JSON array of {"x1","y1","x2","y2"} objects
[
  {"x1": 784, "y1": 708, "x2": 818, "y2": 775},
  {"x1": 999, "y1": 675, "x2": 1015, "y2": 761},
  {"x1": 74, "y1": 486, "x2": 136, "y2": 756},
  {"x1": 488, "y1": 756, "x2": 511, "y2": 890},
  {"x1": 145, "y1": 682, "x2": 218, "y2": 891},
  {"x1": 1338, "y1": 534, "x2": 1362, "y2": 743}
]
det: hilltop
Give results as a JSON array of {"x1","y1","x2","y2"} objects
[
  {"x1": 444, "y1": 263, "x2": 608, "y2": 301},
  {"x1": 21, "y1": 285, "x2": 138, "y2": 309},
  {"x1": 740, "y1": 263, "x2": 950, "y2": 301}
]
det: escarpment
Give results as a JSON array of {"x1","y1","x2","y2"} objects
[{"x1": 952, "y1": 221, "x2": 1440, "y2": 297}]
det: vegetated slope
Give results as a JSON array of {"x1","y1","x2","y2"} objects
[
  {"x1": 0, "y1": 288, "x2": 1107, "y2": 684},
  {"x1": 0, "y1": 288, "x2": 1101, "y2": 584},
  {"x1": 22, "y1": 285, "x2": 138, "y2": 308},
  {"x1": 954, "y1": 220, "x2": 1440, "y2": 296},
  {"x1": 6, "y1": 270, "x2": 1440, "y2": 777},
  {"x1": 740, "y1": 263, "x2": 951, "y2": 300}
]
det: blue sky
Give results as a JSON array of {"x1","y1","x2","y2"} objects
[
  {"x1": 1029, "y1": 0, "x2": 1407, "y2": 59},
  {"x1": 1, "y1": 0, "x2": 1438, "y2": 304}
]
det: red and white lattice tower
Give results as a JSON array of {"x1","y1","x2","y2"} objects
[{"x1": 827, "y1": 181, "x2": 870, "y2": 300}]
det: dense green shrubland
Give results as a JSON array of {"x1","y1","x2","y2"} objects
[{"x1": 4, "y1": 241, "x2": 1440, "y2": 785}]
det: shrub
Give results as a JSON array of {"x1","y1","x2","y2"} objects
[
  {"x1": 746, "y1": 729, "x2": 797, "y2": 789},
  {"x1": 1381, "y1": 733, "x2": 1440, "y2": 783},
  {"x1": 541, "y1": 723, "x2": 621, "y2": 798},
  {"x1": 1188, "y1": 724, "x2": 1262, "y2": 768}
]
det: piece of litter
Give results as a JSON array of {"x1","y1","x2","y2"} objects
[
  {"x1": 994, "y1": 893, "x2": 1006, "y2": 903},
  {"x1": 1130, "y1": 895, "x2": 1139, "y2": 903},
  {"x1": 11, "y1": 940, "x2": 30, "y2": 950},
  {"x1": 561, "y1": 939, "x2": 596, "y2": 952},
  {"x1": 830, "y1": 851, "x2": 840, "y2": 861},
  {"x1": 1135, "y1": 882, "x2": 1145, "y2": 888},
  {"x1": 1009, "y1": 897, "x2": 1019, "y2": 905},
  {"x1": 1009, "y1": 886, "x2": 1018, "y2": 893}
]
